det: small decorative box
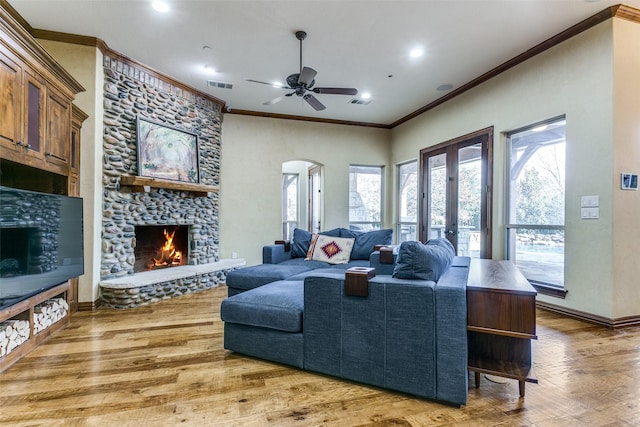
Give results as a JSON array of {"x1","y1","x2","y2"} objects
[
  {"x1": 274, "y1": 240, "x2": 291, "y2": 252},
  {"x1": 345, "y1": 267, "x2": 376, "y2": 297}
]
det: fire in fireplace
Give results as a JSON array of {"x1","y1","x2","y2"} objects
[{"x1": 133, "y1": 225, "x2": 189, "y2": 272}]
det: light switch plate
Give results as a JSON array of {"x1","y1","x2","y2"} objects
[
  {"x1": 581, "y1": 207, "x2": 599, "y2": 219},
  {"x1": 581, "y1": 195, "x2": 599, "y2": 207}
]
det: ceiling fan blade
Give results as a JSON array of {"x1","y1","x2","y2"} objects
[
  {"x1": 263, "y1": 92, "x2": 295, "y2": 106},
  {"x1": 263, "y1": 96, "x2": 285, "y2": 106},
  {"x1": 246, "y1": 79, "x2": 286, "y2": 88},
  {"x1": 313, "y1": 87, "x2": 358, "y2": 96},
  {"x1": 297, "y1": 67, "x2": 317, "y2": 86},
  {"x1": 303, "y1": 93, "x2": 326, "y2": 111}
]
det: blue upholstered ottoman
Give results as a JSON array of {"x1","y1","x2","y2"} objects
[
  {"x1": 220, "y1": 280, "x2": 305, "y2": 367},
  {"x1": 225, "y1": 264, "x2": 313, "y2": 296}
]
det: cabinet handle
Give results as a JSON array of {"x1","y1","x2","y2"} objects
[
  {"x1": 16, "y1": 140, "x2": 24, "y2": 146},
  {"x1": 46, "y1": 152, "x2": 66, "y2": 162}
]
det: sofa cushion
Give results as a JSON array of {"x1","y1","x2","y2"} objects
[
  {"x1": 306, "y1": 234, "x2": 354, "y2": 264},
  {"x1": 340, "y1": 228, "x2": 393, "y2": 260},
  {"x1": 221, "y1": 280, "x2": 304, "y2": 332},
  {"x1": 392, "y1": 241, "x2": 454, "y2": 281},
  {"x1": 278, "y1": 257, "x2": 332, "y2": 269},
  {"x1": 226, "y1": 264, "x2": 312, "y2": 292},
  {"x1": 291, "y1": 227, "x2": 341, "y2": 258}
]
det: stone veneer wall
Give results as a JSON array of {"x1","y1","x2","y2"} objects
[{"x1": 100, "y1": 54, "x2": 223, "y2": 280}]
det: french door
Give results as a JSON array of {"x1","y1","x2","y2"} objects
[{"x1": 419, "y1": 128, "x2": 492, "y2": 258}]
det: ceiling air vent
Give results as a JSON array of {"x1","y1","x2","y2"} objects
[
  {"x1": 349, "y1": 98, "x2": 371, "y2": 105},
  {"x1": 207, "y1": 80, "x2": 233, "y2": 89}
]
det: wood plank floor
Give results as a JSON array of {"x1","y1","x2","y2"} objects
[{"x1": 1, "y1": 285, "x2": 639, "y2": 426}]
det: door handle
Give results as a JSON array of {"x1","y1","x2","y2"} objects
[{"x1": 445, "y1": 229, "x2": 455, "y2": 235}]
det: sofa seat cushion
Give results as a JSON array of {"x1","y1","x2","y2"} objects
[
  {"x1": 278, "y1": 257, "x2": 332, "y2": 269},
  {"x1": 221, "y1": 280, "x2": 304, "y2": 333},
  {"x1": 226, "y1": 264, "x2": 313, "y2": 292}
]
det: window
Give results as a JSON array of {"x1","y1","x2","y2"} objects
[
  {"x1": 506, "y1": 117, "x2": 566, "y2": 293},
  {"x1": 282, "y1": 173, "x2": 298, "y2": 239},
  {"x1": 349, "y1": 165, "x2": 383, "y2": 231},
  {"x1": 397, "y1": 161, "x2": 417, "y2": 242}
]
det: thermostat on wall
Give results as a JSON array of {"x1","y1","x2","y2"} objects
[{"x1": 621, "y1": 173, "x2": 638, "y2": 190}]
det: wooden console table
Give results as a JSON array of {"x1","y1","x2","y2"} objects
[{"x1": 467, "y1": 259, "x2": 538, "y2": 397}]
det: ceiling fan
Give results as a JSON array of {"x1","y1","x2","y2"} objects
[{"x1": 246, "y1": 30, "x2": 358, "y2": 111}]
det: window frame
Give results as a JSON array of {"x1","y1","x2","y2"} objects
[{"x1": 281, "y1": 172, "x2": 299, "y2": 240}]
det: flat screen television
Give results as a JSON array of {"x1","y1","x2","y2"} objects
[{"x1": 0, "y1": 186, "x2": 84, "y2": 310}]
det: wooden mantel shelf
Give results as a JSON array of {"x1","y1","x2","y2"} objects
[{"x1": 120, "y1": 176, "x2": 219, "y2": 197}]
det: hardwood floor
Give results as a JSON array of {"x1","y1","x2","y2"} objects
[{"x1": 1, "y1": 286, "x2": 639, "y2": 426}]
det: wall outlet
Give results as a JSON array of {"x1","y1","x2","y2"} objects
[{"x1": 231, "y1": 252, "x2": 238, "y2": 259}]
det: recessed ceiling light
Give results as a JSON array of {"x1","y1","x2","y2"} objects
[
  {"x1": 409, "y1": 48, "x2": 424, "y2": 58},
  {"x1": 361, "y1": 92, "x2": 371, "y2": 99},
  {"x1": 152, "y1": 1, "x2": 169, "y2": 13}
]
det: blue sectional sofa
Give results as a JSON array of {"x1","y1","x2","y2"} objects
[
  {"x1": 221, "y1": 233, "x2": 470, "y2": 406},
  {"x1": 225, "y1": 227, "x2": 393, "y2": 296}
]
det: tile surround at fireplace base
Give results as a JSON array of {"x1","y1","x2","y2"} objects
[{"x1": 99, "y1": 259, "x2": 245, "y2": 309}]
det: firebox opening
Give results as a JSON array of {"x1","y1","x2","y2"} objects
[{"x1": 134, "y1": 225, "x2": 189, "y2": 272}]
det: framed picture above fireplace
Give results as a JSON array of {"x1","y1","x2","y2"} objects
[{"x1": 136, "y1": 117, "x2": 200, "y2": 183}]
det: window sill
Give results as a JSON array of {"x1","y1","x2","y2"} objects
[{"x1": 530, "y1": 282, "x2": 567, "y2": 299}]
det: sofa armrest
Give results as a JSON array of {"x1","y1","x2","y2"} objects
[
  {"x1": 262, "y1": 244, "x2": 293, "y2": 264},
  {"x1": 433, "y1": 263, "x2": 469, "y2": 405}
]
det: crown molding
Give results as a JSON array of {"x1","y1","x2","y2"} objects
[{"x1": 227, "y1": 109, "x2": 391, "y2": 129}]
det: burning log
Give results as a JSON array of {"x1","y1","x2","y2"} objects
[{"x1": 150, "y1": 228, "x2": 183, "y2": 269}]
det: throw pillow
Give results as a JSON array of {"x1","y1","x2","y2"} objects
[
  {"x1": 392, "y1": 240, "x2": 454, "y2": 281},
  {"x1": 340, "y1": 228, "x2": 393, "y2": 260},
  {"x1": 425, "y1": 237, "x2": 456, "y2": 256},
  {"x1": 305, "y1": 234, "x2": 355, "y2": 265},
  {"x1": 291, "y1": 228, "x2": 341, "y2": 258}
]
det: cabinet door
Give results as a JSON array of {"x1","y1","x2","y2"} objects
[
  {"x1": 45, "y1": 87, "x2": 71, "y2": 169},
  {"x1": 23, "y1": 70, "x2": 46, "y2": 161},
  {"x1": 0, "y1": 50, "x2": 22, "y2": 151}
]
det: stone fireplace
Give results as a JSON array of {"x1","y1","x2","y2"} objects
[{"x1": 97, "y1": 54, "x2": 244, "y2": 309}]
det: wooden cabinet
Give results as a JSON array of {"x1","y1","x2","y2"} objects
[
  {"x1": 0, "y1": 5, "x2": 83, "y2": 177},
  {"x1": 467, "y1": 259, "x2": 538, "y2": 397}
]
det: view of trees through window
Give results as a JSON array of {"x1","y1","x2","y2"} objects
[
  {"x1": 349, "y1": 165, "x2": 383, "y2": 231},
  {"x1": 507, "y1": 117, "x2": 566, "y2": 288},
  {"x1": 398, "y1": 161, "x2": 417, "y2": 242}
]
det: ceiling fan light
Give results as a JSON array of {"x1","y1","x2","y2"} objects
[
  {"x1": 151, "y1": 1, "x2": 169, "y2": 13},
  {"x1": 361, "y1": 92, "x2": 371, "y2": 99},
  {"x1": 410, "y1": 48, "x2": 424, "y2": 58}
]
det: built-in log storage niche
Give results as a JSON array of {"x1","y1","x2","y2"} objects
[{"x1": 0, "y1": 3, "x2": 85, "y2": 373}]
